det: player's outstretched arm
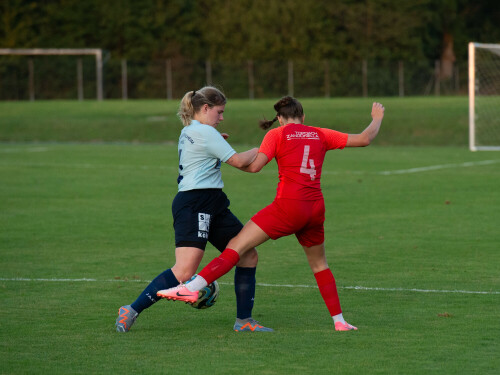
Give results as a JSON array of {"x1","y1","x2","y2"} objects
[
  {"x1": 225, "y1": 148, "x2": 259, "y2": 168},
  {"x1": 346, "y1": 102, "x2": 385, "y2": 147},
  {"x1": 237, "y1": 152, "x2": 269, "y2": 173}
]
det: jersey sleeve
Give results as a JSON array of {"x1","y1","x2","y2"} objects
[
  {"x1": 315, "y1": 127, "x2": 348, "y2": 150},
  {"x1": 258, "y1": 127, "x2": 282, "y2": 162},
  {"x1": 205, "y1": 127, "x2": 236, "y2": 162}
]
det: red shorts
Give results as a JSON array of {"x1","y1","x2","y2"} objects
[{"x1": 251, "y1": 198, "x2": 325, "y2": 247}]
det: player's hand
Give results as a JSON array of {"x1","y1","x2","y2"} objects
[
  {"x1": 221, "y1": 133, "x2": 229, "y2": 139},
  {"x1": 371, "y1": 102, "x2": 385, "y2": 120}
]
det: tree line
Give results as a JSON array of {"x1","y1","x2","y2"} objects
[
  {"x1": 0, "y1": 0, "x2": 498, "y2": 99},
  {"x1": 2, "y1": 1, "x2": 499, "y2": 61}
]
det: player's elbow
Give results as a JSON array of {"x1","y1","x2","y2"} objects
[
  {"x1": 246, "y1": 163, "x2": 263, "y2": 173},
  {"x1": 349, "y1": 134, "x2": 370, "y2": 147},
  {"x1": 226, "y1": 154, "x2": 246, "y2": 168},
  {"x1": 347, "y1": 133, "x2": 372, "y2": 147},
  {"x1": 359, "y1": 139, "x2": 371, "y2": 147},
  {"x1": 358, "y1": 133, "x2": 372, "y2": 147},
  {"x1": 233, "y1": 159, "x2": 247, "y2": 169}
]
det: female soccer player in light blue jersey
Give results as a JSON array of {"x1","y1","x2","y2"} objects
[{"x1": 116, "y1": 86, "x2": 273, "y2": 332}]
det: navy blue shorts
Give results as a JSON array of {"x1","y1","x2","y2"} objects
[{"x1": 172, "y1": 189, "x2": 243, "y2": 251}]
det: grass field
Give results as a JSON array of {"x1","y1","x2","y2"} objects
[
  {"x1": 0, "y1": 96, "x2": 469, "y2": 146},
  {"x1": 1, "y1": 98, "x2": 499, "y2": 374}
]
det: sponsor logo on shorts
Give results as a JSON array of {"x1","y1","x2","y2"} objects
[{"x1": 198, "y1": 213, "x2": 211, "y2": 239}]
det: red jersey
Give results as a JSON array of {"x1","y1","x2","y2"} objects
[{"x1": 258, "y1": 123, "x2": 348, "y2": 200}]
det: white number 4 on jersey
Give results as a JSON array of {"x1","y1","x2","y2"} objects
[{"x1": 300, "y1": 145, "x2": 316, "y2": 180}]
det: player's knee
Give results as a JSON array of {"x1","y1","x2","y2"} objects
[
  {"x1": 171, "y1": 266, "x2": 196, "y2": 283},
  {"x1": 237, "y1": 248, "x2": 258, "y2": 267}
]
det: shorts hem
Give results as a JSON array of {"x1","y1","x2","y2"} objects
[
  {"x1": 251, "y1": 217, "x2": 279, "y2": 240},
  {"x1": 175, "y1": 241, "x2": 206, "y2": 250}
]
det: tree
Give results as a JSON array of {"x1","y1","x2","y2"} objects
[
  {"x1": 0, "y1": 0, "x2": 40, "y2": 47},
  {"x1": 420, "y1": 0, "x2": 500, "y2": 80}
]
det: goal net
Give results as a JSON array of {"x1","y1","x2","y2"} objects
[
  {"x1": 0, "y1": 48, "x2": 103, "y2": 101},
  {"x1": 469, "y1": 42, "x2": 500, "y2": 151}
]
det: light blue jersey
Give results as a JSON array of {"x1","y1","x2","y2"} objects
[{"x1": 177, "y1": 120, "x2": 236, "y2": 191}]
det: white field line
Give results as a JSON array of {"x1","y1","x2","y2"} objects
[
  {"x1": 1, "y1": 277, "x2": 498, "y2": 295},
  {"x1": 377, "y1": 159, "x2": 500, "y2": 175},
  {"x1": 1, "y1": 159, "x2": 498, "y2": 176}
]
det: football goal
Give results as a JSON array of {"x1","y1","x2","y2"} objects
[
  {"x1": 468, "y1": 42, "x2": 500, "y2": 151},
  {"x1": 0, "y1": 48, "x2": 103, "y2": 101}
]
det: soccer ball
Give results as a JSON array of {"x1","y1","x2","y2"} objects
[{"x1": 186, "y1": 275, "x2": 219, "y2": 309}]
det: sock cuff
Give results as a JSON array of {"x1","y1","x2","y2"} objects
[
  {"x1": 314, "y1": 268, "x2": 334, "y2": 286},
  {"x1": 235, "y1": 266, "x2": 256, "y2": 276},
  {"x1": 220, "y1": 248, "x2": 240, "y2": 265}
]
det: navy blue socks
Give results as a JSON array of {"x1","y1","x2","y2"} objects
[
  {"x1": 234, "y1": 266, "x2": 256, "y2": 319},
  {"x1": 131, "y1": 268, "x2": 179, "y2": 314},
  {"x1": 130, "y1": 267, "x2": 257, "y2": 318}
]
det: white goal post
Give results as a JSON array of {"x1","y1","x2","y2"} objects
[
  {"x1": 0, "y1": 48, "x2": 103, "y2": 100},
  {"x1": 468, "y1": 42, "x2": 500, "y2": 151}
]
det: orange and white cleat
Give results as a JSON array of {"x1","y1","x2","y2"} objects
[
  {"x1": 157, "y1": 284, "x2": 198, "y2": 304},
  {"x1": 116, "y1": 305, "x2": 138, "y2": 332},
  {"x1": 234, "y1": 318, "x2": 274, "y2": 332},
  {"x1": 334, "y1": 321, "x2": 358, "y2": 331}
]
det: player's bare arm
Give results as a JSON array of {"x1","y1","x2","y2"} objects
[
  {"x1": 238, "y1": 153, "x2": 269, "y2": 173},
  {"x1": 225, "y1": 148, "x2": 259, "y2": 168},
  {"x1": 346, "y1": 102, "x2": 385, "y2": 147}
]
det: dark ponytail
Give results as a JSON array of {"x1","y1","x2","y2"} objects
[
  {"x1": 259, "y1": 96, "x2": 304, "y2": 130},
  {"x1": 259, "y1": 116, "x2": 278, "y2": 130}
]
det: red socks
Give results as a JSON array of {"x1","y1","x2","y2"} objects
[
  {"x1": 198, "y1": 248, "x2": 240, "y2": 285},
  {"x1": 199, "y1": 253, "x2": 342, "y2": 317},
  {"x1": 314, "y1": 268, "x2": 342, "y2": 316}
]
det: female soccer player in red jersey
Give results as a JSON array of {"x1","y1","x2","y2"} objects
[{"x1": 158, "y1": 96, "x2": 385, "y2": 331}]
